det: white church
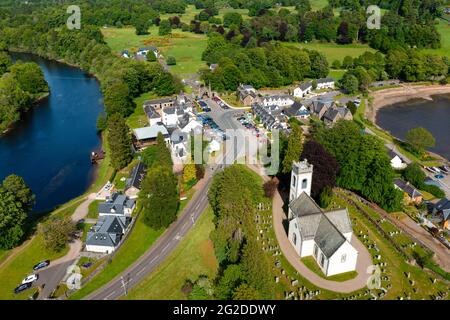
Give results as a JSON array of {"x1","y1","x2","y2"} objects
[{"x1": 287, "y1": 160, "x2": 358, "y2": 277}]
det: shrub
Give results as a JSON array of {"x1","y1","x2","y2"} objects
[
  {"x1": 263, "y1": 177, "x2": 279, "y2": 198},
  {"x1": 167, "y1": 56, "x2": 177, "y2": 65}
]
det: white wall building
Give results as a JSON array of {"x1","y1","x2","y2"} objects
[
  {"x1": 261, "y1": 95, "x2": 295, "y2": 108},
  {"x1": 316, "y1": 78, "x2": 335, "y2": 90},
  {"x1": 287, "y1": 160, "x2": 358, "y2": 277},
  {"x1": 293, "y1": 82, "x2": 313, "y2": 98}
]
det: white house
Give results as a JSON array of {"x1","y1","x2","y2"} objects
[
  {"x1": 293, "y1": 82, "x2": 313, "y2": 98},
  {"x1": 137, "y1": 46, "x2": 159, "y2": 58},
  {"x1": 162, "y1": 106, "x2": 183, "y2": 127},
  {"x1": 85, "y1": 216, "x2": 131, "y2": 254},
  {"x1": 180, "y1": 118, "x2": 203, "y2": 135},
  {"x1": 144, "y1": 105, "x2": 162, "y2": 126},
  {"x1": 261, "y1": 95, "x2": 294, "y2": 107},
  {"x1": 98, "y1": 193, "x2": 136, "y2": 217},
  {"x1": 388, "y1": 150, "x2": 407, "y2": 170},
  {"x1": 287, "y1": 160, "x2": 358, "y2": 277},
  {"x1": 316, "y1": 78, "x2": 335, "y2": 90}
]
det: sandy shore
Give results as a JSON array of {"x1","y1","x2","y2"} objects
[{"x1": 367, "y1": 84, "x2": 450, "y2": 122}]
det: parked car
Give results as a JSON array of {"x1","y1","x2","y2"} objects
[
  {"x1": 22, "y1": 274, "x2": 39, "y2": 284},
  {"x1": 82, "y1": 262, "x2": 93, "y2": 269},
  {"x1": 439, "y1": 166, "x2": 450, "y2": 174},
  {"x1": 33, "y1": 260, "x2": 50, "y2": 271},
  {"x1": 435, "y1": 174, "x2": 444, "y2": 179},
  {"x1": 14, "y1": 282, "x2": 32, "y2": 294}
]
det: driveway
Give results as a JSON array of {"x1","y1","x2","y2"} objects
[{"x1": 37, "y1": 193, "x2": 96, "y2": 299}]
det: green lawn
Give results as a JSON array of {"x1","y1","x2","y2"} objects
[
  {"x1": 0, "y1": 234, "x2": 69, "y2": 300},
  {"x1": 123, "y1": 207, "x2": 217, "y2": 299},
  {"x1": 296, "y1": 42, "x2": 376, "y2": 64},
  {"x1": 126, "y1": 92, "x2": 160, "y2": 129},
  {"x1": 310, "y1": 0, "x2": 330, "y2": 11},
  {"x1": 160, "y1": 5, "x2": 250, "y2": 25},
  {"x1": 301, "y1": 256, "x2": 358, "y2": 282},
  {"x1": 101, "y1": 26, "x2": 208, "y2": 76},
  {"x1": 87, "y1": 200, "x2": 100, "y2": 219},
  {"x1": 422, "y1": 19, "x2": 450, "y2": 59}
]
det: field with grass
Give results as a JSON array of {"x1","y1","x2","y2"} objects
[
  {"x1": 101, "y1": 26, "x2": 207, "y2": 77},
  {"x1": 123, "y1": 207, "x2": 217, "y2": 299},
  {"x1": 423, "y1": 19, "x2": 450, "y2": 59},
  {"x1": 297, "y1": 42, "x2": 376, "y2": 64}
]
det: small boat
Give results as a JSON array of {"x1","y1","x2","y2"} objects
[{"x1": 90, "y1": 150, "x2": 105, "y2": 164}]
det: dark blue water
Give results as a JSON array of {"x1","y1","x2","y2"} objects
[
  {"x1": 0, "y1": 52, "x2": 103, "y2": 213},
  {"x1": 376, "y1": 94, "x2": 450, "y2": 161}
]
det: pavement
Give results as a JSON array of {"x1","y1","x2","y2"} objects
[{"x1": 36, "y1": 193, "x2": 96, "y2": 300}]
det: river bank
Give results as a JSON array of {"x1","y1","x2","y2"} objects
[{"x1": 367, "y1": 84, "x2": 450, "y2": 122}]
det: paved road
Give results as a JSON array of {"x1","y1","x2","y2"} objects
[
  {"x1": 86, "y1": 176, "x2": 213, "y2": 300},
  {"x1": 85, "y1": 101, "x2": 249, "y2": 300}
]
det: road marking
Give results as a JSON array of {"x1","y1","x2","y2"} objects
[
  {"x1": 136, "y1": 268, "x2": 146, "y2": 276},
  {"x1": 150, "y1": 255, "x2": 159, "y2": 264},
  {"x1": 162, "y1": 243, "x2": 170, "y2": 252},
  {"x1": 104, "y1": 291, "x2": 116, "y2": 300}
]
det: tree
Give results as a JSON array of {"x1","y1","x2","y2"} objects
[
  {"x1": 9, "y1": 62, "x2": 48, "y2": 94},
  {"x1": 281, "y1": 124, "x2": 303, "y2": 174},
  {"x1": 346, "y1": 100, "x2": 357, "y2": 115},
  {"x1": 215, "y1": 264, "x2": 244, "y2": 299},
  {"x1": 2, "y1": 175, "x2": 35, "y2": 211},
  {"x1": 38, "y1": 217, "x2": 75, "y2": 252},
  {"x1": 232, "y1": 283, "x2": 260, "y2": 300},
  {"x1": 139, "y1": 165, "x2": 179, "y2": 229},
  {"x1": 0, "y1": 188, "x2": 27, "y2": 249},
  {"x1": 332, "y1": 60, "x2": 341, "y2": 69},
  {"x1": 103, "y1": 82, "x2": 135, "y2": 117},
  {"x1": 159, "y1": 19, "x2": 172, "y2": 36},
  {"x1": 318, "y1": 186, "x2": 333, "y2": 208},
  {"x1": 300, "y1": 140, "x2": 339, "y2": 198},
  {"x1": 308, "y1": 51, "x2": 329, "y2": 79},
  {"x1": 195, "y1": 164, "x2": 205, "y2": 180},
  {"x1": 96, "y1": 113, "x2": 107, "y2": 132},
  {"x1": 263, "y1": 177, "x2": 279, "y2": 198},
  {"x1": 133, "y1": 16, "x2": 150, "y2": 35},
  {"x1": 405, "y1": 127, "x2": 436, "y2": 154},
  {"x1": 0, "y1": 51, "x2": 12, "y2": 75},
  {"x1": 403, "y1": 162, "x2": 425, "y2": 187},
  {"x1": 342, "y1": 56, "x2": 354, "y2": 69},
  {"x1": 166, "y1": 56, "x2": 177, "y2": 65},
  {"x1": 339, "y1": 72, "x2": 359, "y2": 94},
  {"x1": 183, "y1": 163, "x2": 197, "y2": 184},
  {"x1": 107, "y1": 113, "x2": 132, "y2": 170},
  {"x1": 223, "y1": 12, "x2": 243, "y2": 27},
  {"x1": 147, "y1": 51, "x2": 157, "y2": 62}
]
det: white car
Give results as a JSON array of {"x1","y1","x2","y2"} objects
[{"x1": 22, "y1": 274, "x2": 39, "y2": 284}]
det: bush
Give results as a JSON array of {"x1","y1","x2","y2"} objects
[
  {"x1": 421, "y1": 184, "x2": 445, "y2": 198},
  {"x1": 167, "y1": 56, "x2": 177, "y2": 65},
  {"x1": 263, "y1": 177, "x2": 279, "y2": 198},
  {"x1": 318, "y1": 186, "x2": 333, "y2": 208}
]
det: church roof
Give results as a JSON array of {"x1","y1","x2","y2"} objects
[
  {"x1": 314, "y1": 215, "x2": 346, "y2": 258},
  {"x1": 289, "y1": 192, "x2": 322, "y2": 217},
  {"x1": 324, "y1": 209, "x2": 353, "y2": 235}
]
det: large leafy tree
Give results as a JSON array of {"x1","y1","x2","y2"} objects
[
  {"x1": 38, "y1": 217, "x2": 76, "y2": 252},
  {"x1": 405, "y1": 127, "x2": 436, "y2": 155},
  {"x1": 0, "y1": 188, "x2": 27, "y2": 249},
  {"x1": 103, "y1": 82, "x2": 135, "y2": 117},
  {"x1": 281, "y1": 124, "x2": 303, "y2": 175},
  {"x1": 107, "y1": 113, "x2": 132, "y2": 170},
  {"x1": 9, "y1": 62, "x2": 48, "y2": 94},
  {"x1": 2, "y1": 174, "x2": 35, "y2": 211},
  {"x1": 300, "y1": 140, "x2": 339, "y2": 198},
  {"x1": 0, "y1": 51, "x2": 12, "y2": 75},
  {"x1": 139, "y1": 164, "x2": 179, "y2": 229}
]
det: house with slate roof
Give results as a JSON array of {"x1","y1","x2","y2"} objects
[
  {"x1": 85, "y1": 215, "x2": 131, "y2": 253},
  {"x1": 132, "y1": 124, "x2": 170, "y2": 151},
  {"x1": 393, "y1": 178, "x2": 423, "y2": 205},
  {"x1": 433, "y1": 198, "x2": 450, "y2": 230},
  {"x1": 251, "y1": 103, "x2": 287, "y2": 130},
  {"x1": 261, "y1": 95, "x2": 295, "y2": 108},
  {"x1": 283, "y1": 102, "x2": 310, "y2": 119},
  {"x1": 98, "y1": 192, "x2": 136, "y2": 217},
  {"x1": 293, "y1": 82, "x2": 313, "y2": 98},
  {"x1": 125, "y1": 162, "x2": 147, "y2": 199},
  {"x1": 388, "y1": 149, "x2": 407, "y2": 169},
  {"x1": 237, "y1": 84, "x2": 258, "y2": 106},
  {"x1": 316, "y1": 78, "x2": 335, "y2": 90},
  {"x1": 323, "y1": 106, "x2": 353, "y2": 126},
  {"x1": 287, "y1": 160, "x2": 358, "y2": 276}
]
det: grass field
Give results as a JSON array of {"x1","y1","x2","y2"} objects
[
  {"x1": 123, "y1": 207, "x2": 217, "y2": 300},
  {"x1": 423, "y1": 19, "x2": 450, "y2": 59},
  {"x1": 102, "y1": 26, "x2": 208, "y2": 76},
  {"x1": 297, "y1": 42, "x2": 376, "y2": 64}
]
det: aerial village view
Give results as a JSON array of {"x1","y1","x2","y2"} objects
[{"x1": 0, "y1": 0, "x2": 449, "y2": 312}]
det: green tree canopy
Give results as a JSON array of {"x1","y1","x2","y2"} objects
[
  {"x1": 0, "y1": 188, "x2": 27, "y2": 249},
  {"x1": 2, "y1": 174, "x2": 35, "y2": 211},
  {"x1": 405, "y1": 127, "x2": 436, "y2": 154},
  {"x1": 107, "y1": 113, "x2": 132, "y2": 170}
]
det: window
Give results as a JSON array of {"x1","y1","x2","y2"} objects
[
  {"x1": 292, "y1": 176, "x2": 296, "y2": 187},
  {"x1": 292, "y1": 233, "x2": 297, "y2": 245},
  {"x1": 341, "y1": 254, "x2": 347, "y2": 263},
  {"x1": 313, "y1": 244, "x2": 318, "y2": 258},
  {"x1": 302, "y1": 178, "x2": 307, "y2": 189},
  {"x1": 320, "y1": 253, "x2": 325, "y2": 267}
]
